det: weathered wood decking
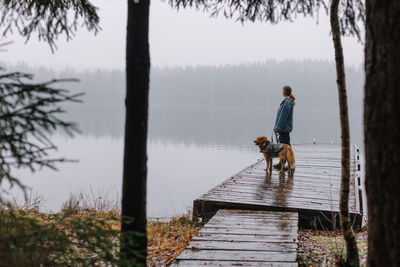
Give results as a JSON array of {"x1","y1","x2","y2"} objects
[
  {"x1": 174, "y1": 144, "x2": 362, "y2": 266},
  {"x1": 193, "y1": 144, "x2": 363, "y2": 229},
  {"x1": 175, "y1": 209, "x2": 299, "y2": 266}
]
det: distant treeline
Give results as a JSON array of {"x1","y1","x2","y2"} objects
[
  {"x1": 1, "y1": 60, "x2": 363, "y2": 110},
  {"x1": 151, "y1": 60, "x2": 363, "y2": 111},
  {"x1": 0, "y1": 60, "x2": 364, "y2": 146}
]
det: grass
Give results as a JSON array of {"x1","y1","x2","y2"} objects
[
  {"x1": 298, "y1": 228, "x2": 368, "y2": 266},
  {"x1": 0, "y1": 193, "x2": 200, "y2": 267},
  {"x1": 0, "y1": 207, "x2": 120, "y2": 266},
  {"x1": 2, "y1": 193, "x2": 369, "y2": 266},
  {"x1": 148, "y1": 216, "x2": 200, "y2": 265}
]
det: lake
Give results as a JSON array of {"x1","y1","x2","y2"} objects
[{"x1": 16, "y1": 105, "x2": 365, "y2": 218}]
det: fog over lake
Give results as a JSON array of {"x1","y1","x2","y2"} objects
[{"x1": 5, "y1": 60, "x2": 364, "y2": 217}]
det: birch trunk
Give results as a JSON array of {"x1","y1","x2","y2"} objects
[{"x1": 330, "y1": 0, "x2": 360, "y2": 266}]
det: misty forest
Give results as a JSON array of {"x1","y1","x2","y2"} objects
[
  {"x1": 3, "y1": 60, "x2": 363, "y2": 145},
  {"x1": 0, "y1": 0, "x2": 399, "y2": 267}
]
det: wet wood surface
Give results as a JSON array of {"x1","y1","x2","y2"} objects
[
  {"x1": 175, "y1": 209, "x2": 299, "y2": 266},
  {"x1": 175, "y1": 144, "x2": 362, "y2": 266},
  {"x1": 193, "y1": 144, "x2": 362, "y2": 227}
]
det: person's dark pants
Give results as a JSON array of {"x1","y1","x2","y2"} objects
[{"x1": 279, "y1": 132, "x2": 291, "y2": 146}]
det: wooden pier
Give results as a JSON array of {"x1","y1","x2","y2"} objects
[
  {"x1": 193, "y1": 144, "x2": 362, "y2": 228},
  {"x1": 174, "y1": 144, "x2": 363, "y2": 266},
  {"x1": 176, "y1": 210, "x2": 299, "y2": 266}
]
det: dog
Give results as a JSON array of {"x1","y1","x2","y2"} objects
[{"x1": 253, "y1": 136, "x2": 295, "y2": 174}]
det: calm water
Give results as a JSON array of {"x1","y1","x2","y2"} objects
[
  {"x1": 15, "y1": 105, "x2": 365, "y2": 218},
  {"x1": 18, "y1": 136, "x2": 259, "y2": 217}
]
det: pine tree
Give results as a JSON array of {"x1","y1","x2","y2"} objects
[
  {"x1": 120, "y1": 0, "x2": 150, "y2": 266},
  {"x1": 364, "y1": 1, "x2": 400, "y2": 265},
  {"x1": 0, "y1": 0, "x2": 100, "y2": 202}
]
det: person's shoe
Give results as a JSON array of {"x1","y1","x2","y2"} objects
[
  {"x1": 273, "y1": 163, "x2": 281, "y2": 170},
  {"x1": 274, "y1": 164, "x2": 290, "y2": 171}
]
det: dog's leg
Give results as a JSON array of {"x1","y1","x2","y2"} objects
[
  {"x1": 286, "y1": 154, "x2": 291, "y2": 174},
  {"x1": 269, "y1": 159, "x2": 273, "y2": 171},
  {"x1": 264, "y1": 155, "x2": 269, "y2": 171},
  {"x1": 279, "y1": 158, "x2": 285, "y2": 173}
]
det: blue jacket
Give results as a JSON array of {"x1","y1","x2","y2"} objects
[{"x1": 274, "y1": 97, "x2": 294, "y2": 133}]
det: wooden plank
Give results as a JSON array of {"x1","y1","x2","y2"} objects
[
  {"x1": 206, "y1": 217, "x2": 299, "y2": 225},
  {"x1": 177, "y1": 250, "x2": 297, "y2": 262},
  {"x1": 187, "y1": 240, "x2": 297, "y2": 251},
  {"x1": 206, "y1": 219, "x2": 299, "y2": 227},
  {"x1": 199, "y1": 198, "x2": 359, "y2": 214},
  {"x1": 207, "y1": 186, "x2": 356, "y2": 200},
  {"x1": 220, "y1": 177, "x2": 346, "y2": 186},
  {"x1": 200, "y1": 196, "x2": 355, "y2": 213},
  {"x1": 217, "y1": 210, "x2": 299, "y2": 217},
  {"x1": 214, "y1": 184, "x2": 354, "y2": 197},
  {"x1": 239, "y1": 171, "x2": 353, "y2": 180},
  {"x1": 229, "y1": 172, "x2": 354, "y2": 183},
  {"x1": 214, "y1": 184, "x2": 351, "y2": 196},
  {"x1": 213, "y1": 176, "x2": 353, "y2": 189},
  {"x1": 202, "y1": 193, "x2": 347, "y2": 208},
  {"x1": 203, "y1": 190, "x2": 357, "y2": 206},
  {"x1": 192, "y1": 233, "x2": 298, "y2": 243},
  {"x1": 175, "y1": 210, "x2": 298, "y2": 266},
  {"x1": 199, "y1": 227, "x2": 298, "y2": 236},
  {"x1": 209, "y1": 185, "x2": 354, "y2": 198},
  {"x1": 176, "y1": 260, "x2": 298, "y2": 266}
]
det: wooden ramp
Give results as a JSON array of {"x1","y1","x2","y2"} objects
[
  {"x1": 175, "y1": 209, "x2": 299, "y2": 266},
  {"x1": 193, "y1": 144, "x2": 363, "y2": 229}
]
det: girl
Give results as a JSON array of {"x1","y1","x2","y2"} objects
[
  {"x1": 273, "y1": 86, "x2": 295, "y2": 169},
  {"x1": 274, "y1": 85, "x2": 295, "y2": 145}
]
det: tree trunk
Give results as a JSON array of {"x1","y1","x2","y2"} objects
[
  {"x1": 364, "y1": 1, "x2": 400, "y2": 266},
  {"x1": 120, "y1": 0, "x2": 150, "y2": 266},
  {"x1": 330, "y1": 0, "x2": 360, "y2": 266}
]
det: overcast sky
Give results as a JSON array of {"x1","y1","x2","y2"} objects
[{"x1": 1, "y1": 0, "x2": 364, "y2": 70}]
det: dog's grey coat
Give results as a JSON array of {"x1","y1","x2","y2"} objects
[{"x1": 261, "y1": 143, "x2": 285, "y2": 156}]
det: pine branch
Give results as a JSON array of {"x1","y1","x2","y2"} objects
[
  {"x1": 0, "y1": 67, "x2": 82, "y2": 205},
  {"x1": 0, "y1": 0, "x2": 100, "y2": 51},
  {"x1": 168, "y1": 0, "x2": 364, "y2": 40}
]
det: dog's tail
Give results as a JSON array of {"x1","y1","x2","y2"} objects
[{"x1": 287, "y1": 146, "x2": 296, "y2": 169}]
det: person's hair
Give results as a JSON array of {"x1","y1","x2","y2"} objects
[{"x1": 283, "y1": 85, "x2": 295, "y2": 102}]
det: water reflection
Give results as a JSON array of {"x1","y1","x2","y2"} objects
[
  {"x1": 256, "y1": 170, "x2": 295, "y2": 230},
  {"x1": 19, "y1": 138, "x2": 260, "y2": 217},
  {"x1": 256, "y1": 171, "x2": 294, "y2": 207},
  {"x1": 19, "y1": 101, "x2": 364, "y2": 217},
  {"x1": 64, "y1": 104, "x2": 363, "y2": 149}
]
